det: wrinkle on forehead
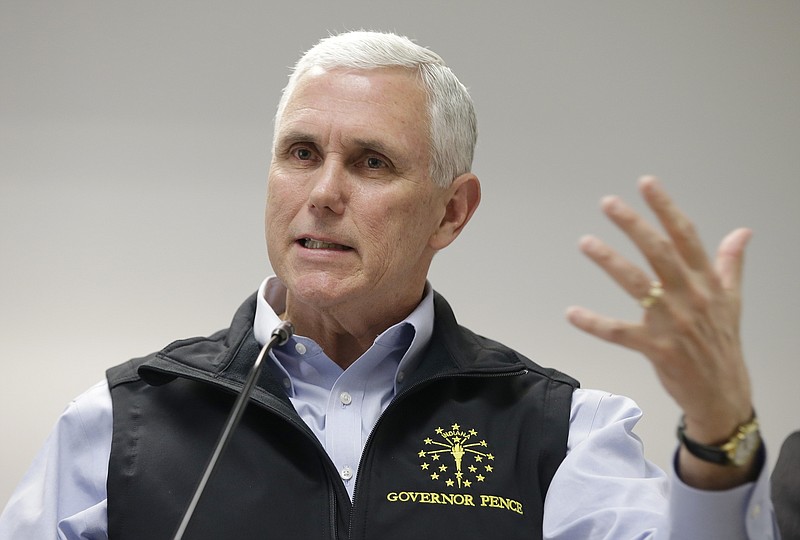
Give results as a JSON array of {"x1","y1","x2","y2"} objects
[
  {"x1": 280, "y1": 66, "x2": 428, "y2": 129},
  {"x1": 274, "y1": 67, "x2": 430, "y2": 170}
]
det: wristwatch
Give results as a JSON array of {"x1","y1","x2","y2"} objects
[{"x1": 677, "y1": 414, "x2": 761, "y2": 466}]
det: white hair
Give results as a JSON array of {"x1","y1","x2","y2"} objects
[{"x1": 273, "y1": 31, "x2": 477, "y2": 188}]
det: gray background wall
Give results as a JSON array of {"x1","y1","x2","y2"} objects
[{"x1": 1, "y1": 1, "x2": 798, "y2": 507}]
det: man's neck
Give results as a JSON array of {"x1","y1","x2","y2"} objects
[{"x1": 283, "y1": 291, "x2": 423, "y2": 370}]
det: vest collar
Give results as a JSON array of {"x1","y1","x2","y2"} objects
[{"x1": 136, "y1": 291, "x2": 529, "y2": 396}]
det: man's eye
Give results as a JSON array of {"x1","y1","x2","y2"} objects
[
  {"x1": 295, "y1": 148, "x2": 313, "y2": 160},
  {"x1": 365, "y1": 156, "x2": 385, "y2": 169}
]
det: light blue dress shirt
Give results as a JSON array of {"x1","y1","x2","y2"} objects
[
  {"x1": 255, "y1": 276, "x2": 433, "y2": 499},
  {"x1": 0, "y1": 277, "x2": 779, "y2": 539}
]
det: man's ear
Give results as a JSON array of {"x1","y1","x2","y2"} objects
[{"x1": 429, "y1": 173, "x2": 481, "y2": 250}]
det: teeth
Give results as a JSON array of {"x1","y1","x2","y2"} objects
[{"x1": 303, "y1": 238, "x2": 349, "y2": 250}]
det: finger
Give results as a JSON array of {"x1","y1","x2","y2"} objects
[
  {"x1": 638, "y1": 176, "x2": 711, "y2": 272},
  {"x1": 566, "y1": 306, "x2": 650, "y2": 353},
  {"x1": 715, "y1": 227, "x2": 752, "y2": 292},
  {"x1": 578, "y1": 235, "x2": 653, "y2": 300},
  {"x1": 601, "y1": 195, "x2": 686, "y2": 286}
]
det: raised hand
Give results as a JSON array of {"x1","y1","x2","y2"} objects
[{"x1": 566, "y1": 176, "x2": 758, "y2": 488}]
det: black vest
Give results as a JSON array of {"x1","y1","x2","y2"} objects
[{"x1": 106, "y1": 292, "x2": 578, "y2": 539}]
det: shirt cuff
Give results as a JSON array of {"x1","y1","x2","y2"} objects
[{"x1": 668, "y1": 446, "x2": 776, "y2": 539}]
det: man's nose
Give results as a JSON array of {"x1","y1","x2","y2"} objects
[{"x1": 308, "y1": 160, "x2": 347, "y2": 214}]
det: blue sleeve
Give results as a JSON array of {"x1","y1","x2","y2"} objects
[
  {"x1": 0, "y1": 380, "x2": 112, "y2": 540},
  {"x1": 543, "y1": 389, "x2": 779, "y2": 539}
]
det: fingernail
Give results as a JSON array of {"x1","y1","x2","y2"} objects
[
  {"x1": 565, "y1": 306, "x2": 584, "y2": 324},
  {"x1": 601, "y1": 195, "x2": 619, "y2": 211},
  {"x1": 579, "y1": 235, "x2": 597, "y2": 252},
  {"x1": 638, "y1": 175, "x2": 660, "y2": 191}
]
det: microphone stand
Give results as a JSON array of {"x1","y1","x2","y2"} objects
[{"x1": 173, "y1": 321, "x2": 295, "y2": 540}]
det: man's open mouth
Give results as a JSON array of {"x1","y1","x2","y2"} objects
[{"x1": 300, "y1": 238, "x2": 352, "y2": 251}]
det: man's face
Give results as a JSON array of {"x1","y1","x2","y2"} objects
[{"x1": 266, "y1": 66, "x2": 451, "y2": 316}]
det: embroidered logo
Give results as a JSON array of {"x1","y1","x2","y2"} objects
[{"x1": 418, "y1": 422, "x2": 495, "y2": 489}]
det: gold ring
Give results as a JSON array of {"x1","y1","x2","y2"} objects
[{"x1": 639, "y1": 281, "x2": 664, "y2": 308}]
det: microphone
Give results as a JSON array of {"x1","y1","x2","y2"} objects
[{"x1": 173, "y1": 320, "x2": 295, "y2": 540}]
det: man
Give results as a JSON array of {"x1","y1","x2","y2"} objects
[
  {"x1": 0, "y1": 31, "x2": 777, "y2": 538},
  {"x1": 773, "y1": 431, "x2": 800, "y2": 538}
]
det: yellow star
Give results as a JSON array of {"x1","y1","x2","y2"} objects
[
  {"x1": 485, "y1": 465, "x2": 493, "y2": 472},
  {"x1": 421, "y1": 463, "x2": 430, "y2": 470},
  {"x1": 435, "y1": 427, "x2": 443, "y2": 434},
  {"x1": 451, "y1": 423, "x2": 460, "y2": 430},
  {"x1": 431, "y1": 472, "x2": 439, "y2": 480},
  {"x1": 432, "y1": 454, "x2": 440, "y2": 461},
  {"x1": 480, "y1": 440, "x2": 487, "y2": 447},
  {"x1": 418, "y1": 450, "x2": 426, "y2": 457},
  {"x1": 439, "y1": 465, "x2": 447, "y2": 472},
  {"x1": 469, "y1": 429, "x2": 477, "y2": 436},
  {"x1": 464, "y1": 480, "x2": 472, "y2": 487},
  {"x1": 474, "y1": 456, "x2": 483, "y2": 462},
  {"x1": 468, "y1": 465, "x2": 477, "y2": 473},
  {"x1": 446, "y1": 479, "x2": 454, "y2": 487},
  {"x1": 476, "y1": 474, "x2": 485, "y2": 482},
  {"x1": 424, "y1": 438, "x2": 432, "y2": 445},
  {"x1": 487, "y1": 453, "x2": 494, "y2": 461}
]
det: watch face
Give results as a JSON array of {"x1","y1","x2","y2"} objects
[{"x1": 731, "y1": 431, "x2": 760, "y2": 466}]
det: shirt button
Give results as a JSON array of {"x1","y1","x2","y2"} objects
[
  {"x1": 339, "y1": 391, "x2": 352, "y2": 406},
  {"x1": 282, "y1": 378, "x2": 291, "y2": 390},
  {"x1": 341, "y1": 466, "x2": 353, "y2": 481},
  {"x1": 751, "y1": 503, "x2": 761, "y2": 518},
  {"x1": 397, "y1": 371, "x2": 405, "y2": 383},
  {"x1": 295, "y1": 342, "x2": 307, "y2": 355}
]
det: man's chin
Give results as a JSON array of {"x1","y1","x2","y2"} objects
[{"x1": 285, "y1": 274, "x2": 359, "y2": 308}]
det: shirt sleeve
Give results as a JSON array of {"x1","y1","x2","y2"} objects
[
  {"x1": 0, "y1": 380, "x2": 112, "y2": 540},
  {"x1": 542, "y1": 388, "x2": 779, "y2": 539}
]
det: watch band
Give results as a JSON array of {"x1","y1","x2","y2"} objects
[{"x1": 677, "y1": 414, "x2": 761, "y2": 466}]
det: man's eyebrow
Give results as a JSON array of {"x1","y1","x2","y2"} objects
[
  {"x1": 274, "y1": 130, "x2": 319, "y2": 149},
  {"x1": 276, "y1": 130, "x2": 400, "y2": 158},
  {"x1": 347, "y1": 137, "x2": 398, "y2": 158}
]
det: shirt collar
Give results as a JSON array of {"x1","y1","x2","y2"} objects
[{"x1": 253, "y1": 276, "x2": 435, "y2": 389}]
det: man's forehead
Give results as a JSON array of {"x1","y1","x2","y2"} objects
[{"x1": 275, "y1": 67, "x2": 429, "y2": 153}]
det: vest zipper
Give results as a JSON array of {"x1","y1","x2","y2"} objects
[
  {"x1": 346, "y1": 368, "x2": 528, "y2": 539},
  {"x1": 249, "y1": 393, "x2": 345, "y2": 540}
]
